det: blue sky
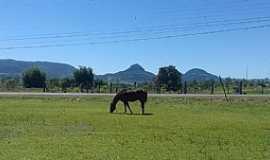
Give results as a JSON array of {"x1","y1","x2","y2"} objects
[{"x1": 0, "y1": 0, "x2": 270, "y2": 78}]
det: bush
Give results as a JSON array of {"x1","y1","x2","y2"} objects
[{"x1": 23, "y1": 67, "x2": 46, "y2": 88}]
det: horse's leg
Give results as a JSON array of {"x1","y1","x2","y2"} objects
[
  {"x1": 141, "y1": 101, "x2": 145, "y2": 115},
  {"x1": 126, "y1": 102, "x2": 133, "y2": 114},
  {"x1": 123, "y1": 102, "x2": 127, "y2": 113},
  {"x1": 124, "y1": 104, "x2": 127, "y2": 113}
]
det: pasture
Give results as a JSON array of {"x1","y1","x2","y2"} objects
[{"x1": 0, "y1": 95, "x2": 269, "y2": 160}]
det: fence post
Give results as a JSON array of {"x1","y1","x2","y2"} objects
[
  {"x1": 239, "y1": 81, "x2": 243, "y2": 95},
  {"x1": 211, "y1": 81, "x2": 215, "y2": 95},
  {"x1": 184, "y1": 81, "x2": 187, "y2": 94},
  {"x1": 109, "y1": 82, "x2": 112, "y2": 93},
  {"x1": 219, "y1": 76, "x2": 229, "y2": 102},
  {"x1": 98, "y1": 81, "x2": 101, "y2": 93},
  {"x1": 134, "y1": 82, "x2": 137, "y2": 89}
]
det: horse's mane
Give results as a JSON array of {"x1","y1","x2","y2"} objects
[
  {"x1": 112, "y1": 89, "x2": 127, "y2": 106},
  {"x1": 118, "y1": 89, "x2": 128, "y2": 94}
]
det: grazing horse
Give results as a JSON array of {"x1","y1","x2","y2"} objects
[{"x1": 110, "y1": 90, "x2": 147, "y2": 114}]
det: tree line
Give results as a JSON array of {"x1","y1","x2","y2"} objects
[{"x1": 0, "y1": 65, "x2": 269, "y2": 94}]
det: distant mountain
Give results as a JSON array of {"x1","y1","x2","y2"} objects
[
  {"x1": 0, "y1": 59, "x2": 76, "y2": 78},
  {"x1": 96, "y1": 64, "x2": 156, "y2": 84},
  {"x1": 183, "y1": 68, "x2": 218, "y2": 82},
  {"x1": 0, "y1": 59, "x2": 219, "y2": 83}
]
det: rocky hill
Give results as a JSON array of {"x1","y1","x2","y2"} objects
[
  {"x1": 96, "y1": 64, "x2": 156, "y2": 84},
  {"x1": 0, "y1": 59, "x2": 76, "y2": 78}
]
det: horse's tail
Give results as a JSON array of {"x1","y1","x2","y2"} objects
[
  {"x1": 144, "y1": 91, "x2": 148, "y2": 103},
  {"x1": 135, "y1": 90, "x2": 148, "y2": 103},
  {"x1": 142, "y1": 90, "x2": 148, "y2": 103}
]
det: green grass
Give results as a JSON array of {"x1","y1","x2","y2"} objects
[{"x1": 0, "y1": 96, "x2": 269, "y2": 160}]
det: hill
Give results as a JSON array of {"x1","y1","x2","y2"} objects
[
  {"x1": 183, "y1": 68, "x2": 218, "y2": 82},
  {"x1": 0, "y1": 59, "x2": 76, "y2": 78},
  {"x1": 0, "y1": 59, "x2": 218, "y2": 83},
  {"x1": 96, "y1": 64, "x2": 156, "y2": 84}
]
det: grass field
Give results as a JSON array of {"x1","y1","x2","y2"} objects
[{"x1": 0, "y1": 96, "x2": 269, "y2": 160}]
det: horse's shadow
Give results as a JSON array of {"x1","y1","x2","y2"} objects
[{"x1": 112, "y1": 112, "x2": 154, "y2": 116}]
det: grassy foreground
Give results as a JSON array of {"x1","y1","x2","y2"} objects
[{"x1": 0, "y1": 96, "x2": 269, "y2": 160}]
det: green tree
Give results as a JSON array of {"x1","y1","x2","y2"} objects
[
  {"x1": 155, "y1": 66, "x2": 182, "y2": 92},
  {"x1": 23, "y1": 67, "x2": 46, "y2": 88},
  {"x1": 5, "y1": 79, "x2": 17, "y2": 90},
  {"x1": 189, "y1": 80, "x2": 199, "y2": 93},
  {"x1": 60, "y1": 78, "x2": 74, "y2": 92},
  {"x1": 48, "y1": 78, "x2": 61, "y2": 89},
  {"x1": 258, "y1": 80, "x2": 266, "y2": 95},
  {"x1": 73, "y1": 66, "x2": 94, "y2": 93},
  {"x1": 94, "y1": 79, "x2": 106, "y2": 93}
]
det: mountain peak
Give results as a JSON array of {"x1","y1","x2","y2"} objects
[
  {"x1": 97, "y1": 64, "x2": 155, "y2": 84},
  {"x1": 127, "y1": 64, "x2": 145, "y2": 71},
  {"x1": 186, "y1": 68, "x2": 208, "y2": 74},
  {"x1": 183, "y1": 68, "x2": 218, "y2": 82}
]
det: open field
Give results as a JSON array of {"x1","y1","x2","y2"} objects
[{"x1": 0, "y1": 96, "x2": 270, "y2": 160}]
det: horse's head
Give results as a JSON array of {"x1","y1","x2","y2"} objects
[{"x1": 110, "y1": 102, "x2": 116, "y2": 113}]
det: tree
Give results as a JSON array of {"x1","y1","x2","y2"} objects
[
  {"x1": 94, "y1": 79, "x2": 106, "y2": 93},
  {"x1": 258, "y1": 81, "x2": 266, "y2": 95},
  {"x1": 155, "y1": 66, "x2": 182, "y2": 92},
  {"x1": 73, "y1": 66, "x2": 94, "y2": 93},
  {"x1": 4, "y1": 79, "x2": 19, "y2": 90},
  {"x1": 0, "y1": 76, "x2": 20, "y2": 90},
  {"x1": 189, "y1": 80, "x2": 199, "y2": 93},
  {"x1": 23, "y1": 67, "x2": 46, "y2": 88},
  {"x1": 60, "y1": 78, "x2": 74, "y2": 92},
  {"x1": 48, "y1": 78, "x2": 61, "y2": 89}
]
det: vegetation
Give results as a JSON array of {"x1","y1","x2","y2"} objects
[
  {"x1": 73, "y1": 66, "x2": 94, "y2": 93},
  {"x1": 155, "y1": 66, "x2": 182, "y2": 92},
  {"x1": 0, "y1": 63, "x2": 270, "y2": 95},
  {"x1": 60, "y1": 78, "x2": 75, "y2": 93},
  {"x1": 1, "y1": 75, "x2": 270, "y2": 95},
  {"x1": 22, "y1": 67, "x2": 47, "y2": 89},
  {"x1": 0, "y1": 96, "x2": 269, "y2": 159}
]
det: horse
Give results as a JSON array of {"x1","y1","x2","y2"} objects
[{"x1": 110, "y1": 90, "x2": 147, "y2": 115}]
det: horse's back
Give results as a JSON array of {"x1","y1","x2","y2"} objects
[
  {"x1": 136, "y1": 90, "x2": 147, "y2": 103},
  {"x1": 120, "y1": 90, "x2": 147, "y2": 102}
]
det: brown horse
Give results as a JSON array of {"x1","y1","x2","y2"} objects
[{"x1": 110, "y1": 90, "x2": 147, "y2": 114}]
